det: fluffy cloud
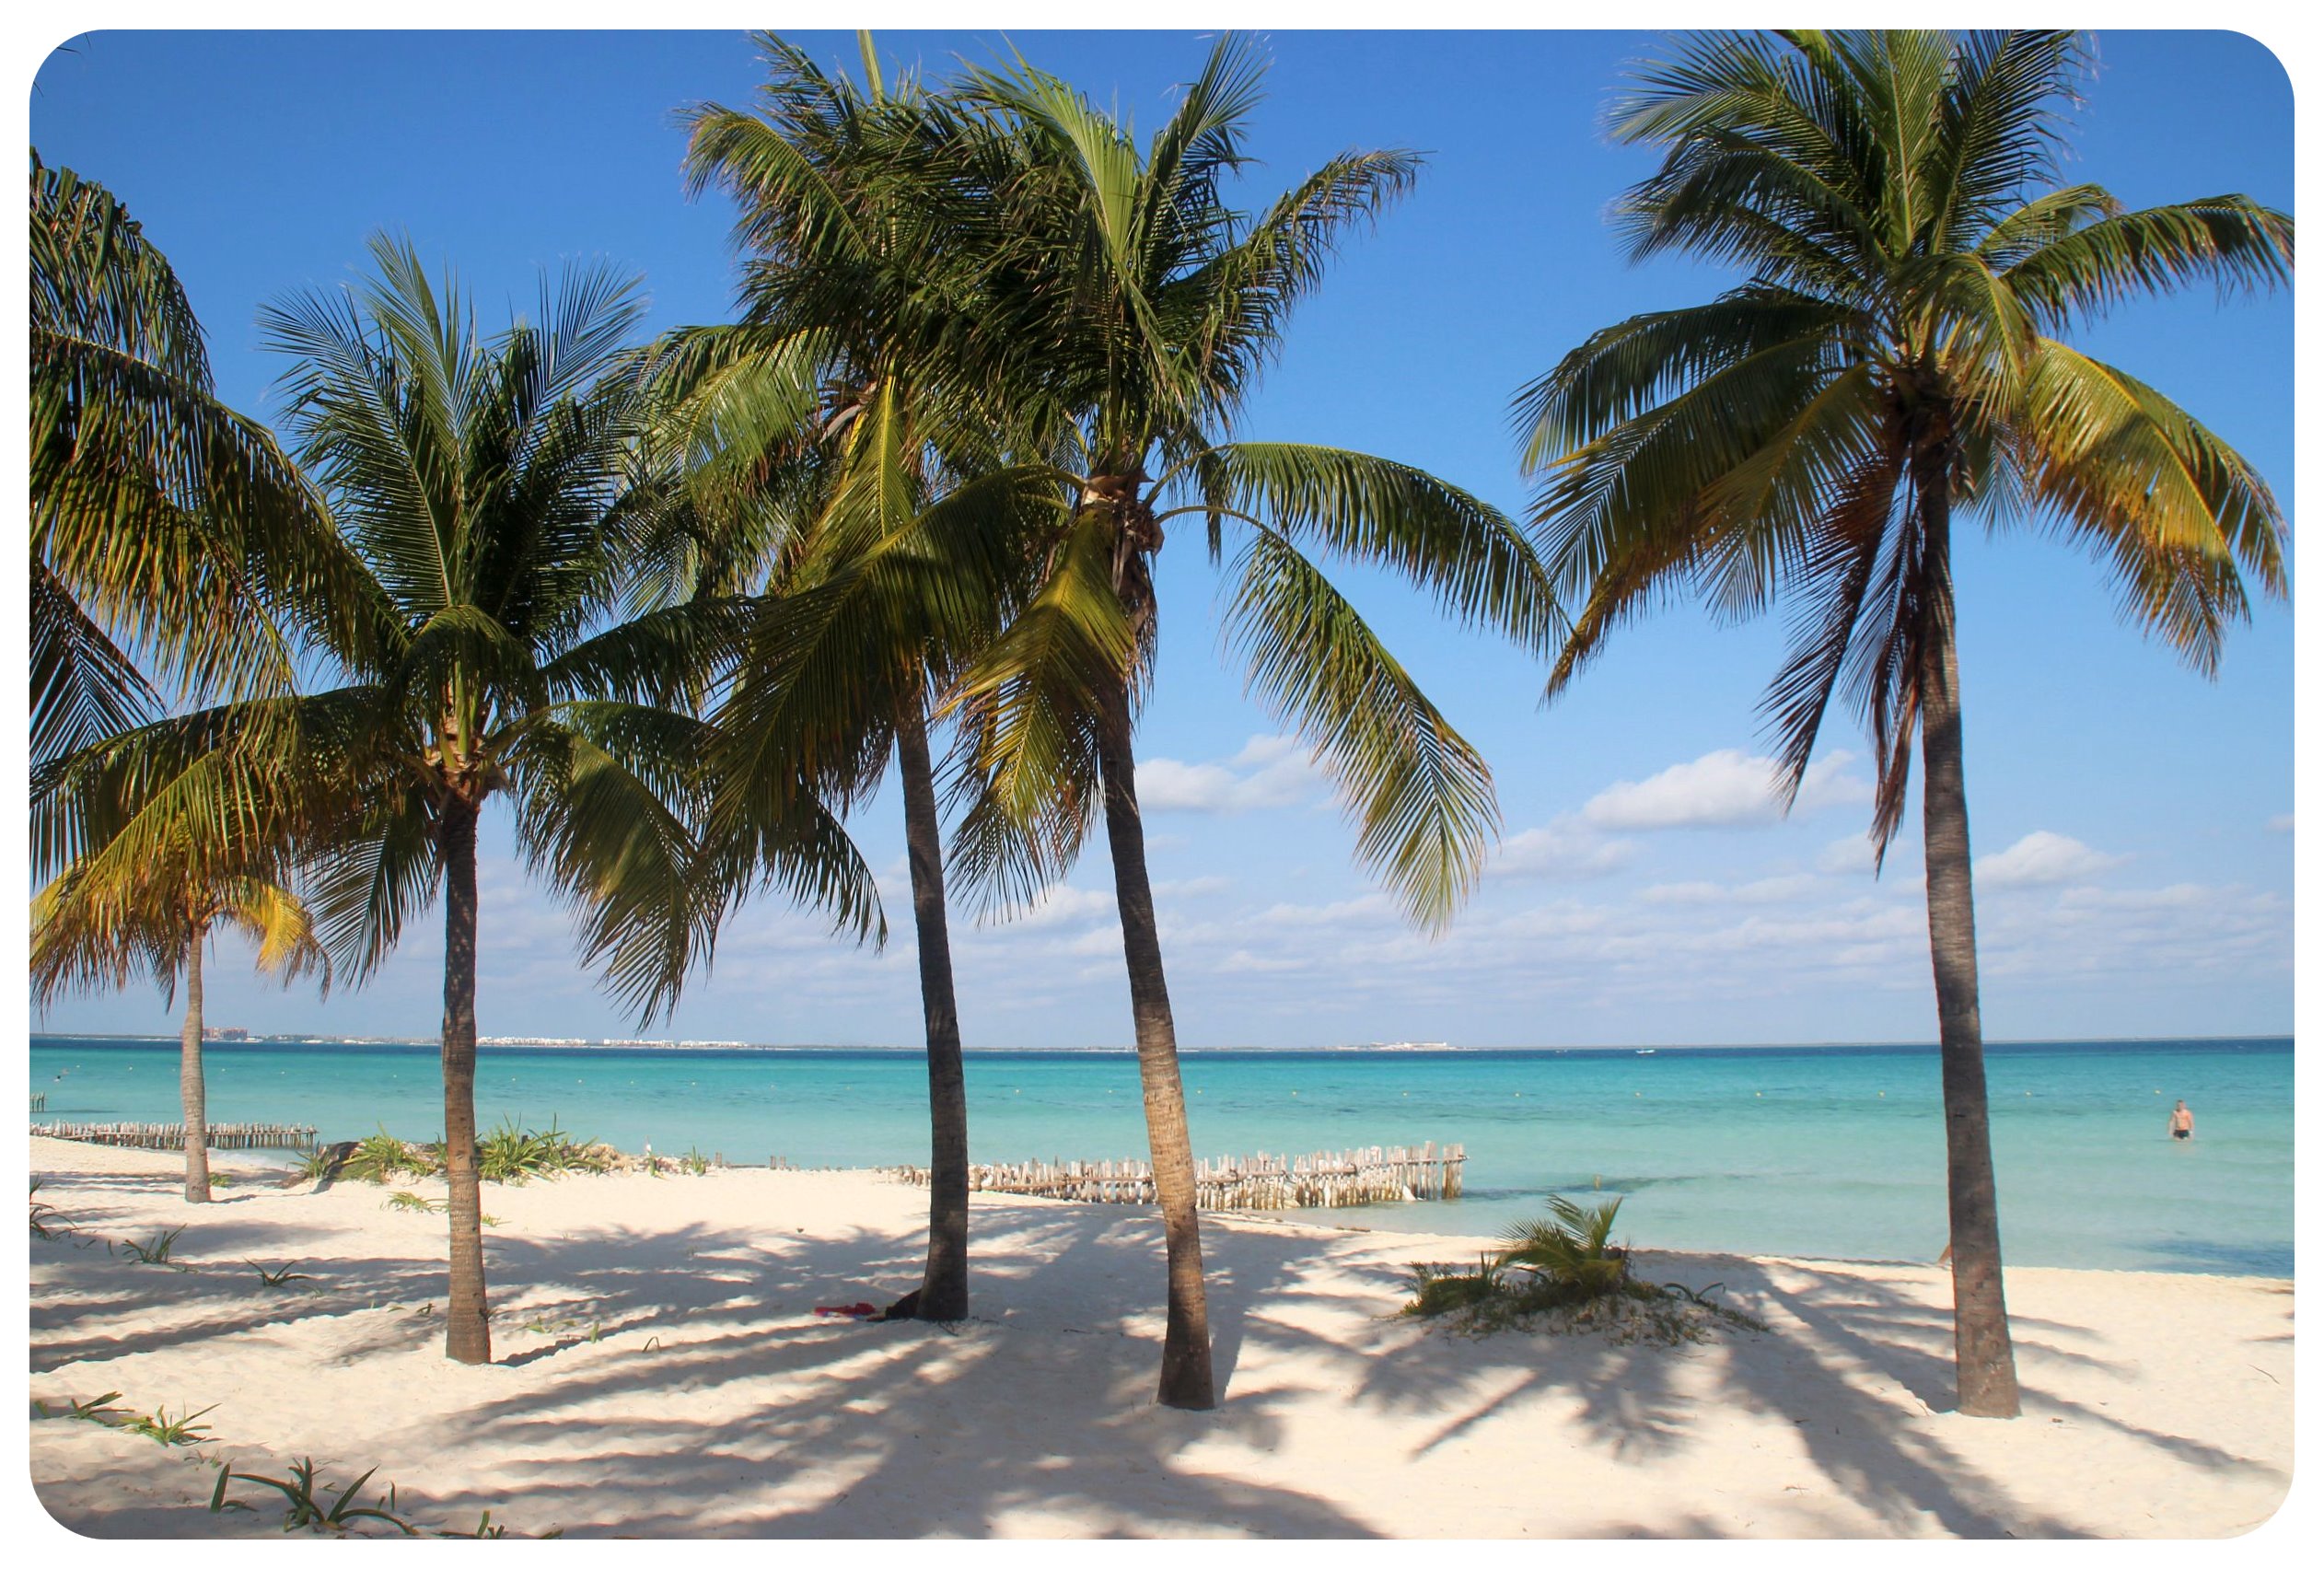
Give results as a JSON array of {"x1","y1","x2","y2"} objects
[
  {"x1": 1135, "y1": 735, "x2": 1320, "y2": 813},
  {"x1": 1489, "y1": 819, "x2": 1633, "y2": 880},
  {"x1": 1973, "y1": 831, "x2": 2125, "y2": 889},
  {"x1": 1582, "y1": 749, "x2": 1865, "y2": 831},
  {"x1": 1638, "y1": 875, "x2": 1823, "y2": 906}
]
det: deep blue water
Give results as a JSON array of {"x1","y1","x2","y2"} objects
[{"x1": 28, "y1": 1035, "x2": 2292, "y2": 1275}]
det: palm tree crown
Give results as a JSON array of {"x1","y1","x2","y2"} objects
[{"x1": 1519, "y1": 29, "x2": 2289, "y2": 850}]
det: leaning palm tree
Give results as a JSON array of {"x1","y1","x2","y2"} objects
[
  {"x1": 952, "y1": 37, "x2": 1563, "y2": 1408},
  {"x1": 670, "y1": 37, "x2": 1061, "y2": 1322},
  {"x1": 1516, "y1": 29, "x2": 2290, "y2": 1417},
  {"x1": 29, "y1": 153, "x2": 362, "y2": 766},
  {"x1": 254, "y1": 236, "x2": 878, "y2": 1364},
  {"x1": 33, "y1": 729, "x2": 329, "y2": 1203}
]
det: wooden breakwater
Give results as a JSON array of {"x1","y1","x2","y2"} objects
[
  {"x1": 32, "y1": 1121, "x2": 319, "y2": 1152},
  {"x1": 890, "y1": 1142, "x2": 1465, "y2": 1211}
]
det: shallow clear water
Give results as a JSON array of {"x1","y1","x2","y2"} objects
[{"x1": 29, "y1": 1036, "x2": 2291, "y2": 1275}]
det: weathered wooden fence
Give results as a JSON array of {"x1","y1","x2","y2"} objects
[
  {"x1": 31, "y1": 1121, "x2": 319, "y2": 1152},
  {"x1": 890, "y1": 1142, "x2": 1464, "y2": 1211}
]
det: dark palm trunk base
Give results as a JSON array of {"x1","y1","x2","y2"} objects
[
  {"x1": 439, "y1": 797, "x2": 492, "y2": 1365},
  {"x1": 896, "y1": 702, "x2": 970, "y2": 1321},
  {"x1": 1917, "y1": 474, "x2": 2021, "y2": 1420},
  {"x1": 1097, "y1": 680, "x2": 1215, "y2": 1411},
  {"x1": 179, "y1": 931, "x2": 211, "y2": 1204}
]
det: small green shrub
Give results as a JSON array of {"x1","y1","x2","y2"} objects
[
  {"x1": 346, "y1": 1129, "x2": 436, "y2": 1185},
  {"x1": 383, "y1": 1191, "x2": 446, "y2": 1215},
  {"x1": 1400, "y1": 1255, "x2": 1507, "y2": 1318},
  {"x1": 1499, "y1": 1194, "x2": 1633, "y2": 1305},
  {"x1": 126, "y1": 1402, "x2": 215, "y2": 1446},
  {"x1": 121, "y1": 1226, "x2": 189, "y2": 1267},
  {"x1": 30, "y1": 1179, "x2": 66, "y2": 1238},
  {"x1": 32, "y1": 1390, "x2": 126, "y2": 1424},
  {"x1": 679, "y1": 1147, "x2": 710, "y2": 1177},
  {"x1": 1402, "y1": 1195, "x2": 1765, "y2": 1342},
  {"x1": 477, "y1": 1118, "x2": 606, "y2": 1184},
  {"x1": 211, "y1": 1458, "x2": 415, "y2": 1535},
  {"x1": 247, "y1": 1260, "x2": 312, "y2": 1290}
]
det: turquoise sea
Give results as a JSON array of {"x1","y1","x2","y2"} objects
[{"x1": 28, "y1": 1035, "x2": 2292, "y2": 1276}]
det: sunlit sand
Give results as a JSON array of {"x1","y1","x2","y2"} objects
[{"x1": 29, "y1": 1134, "x2": 2291, "y2": 1539}]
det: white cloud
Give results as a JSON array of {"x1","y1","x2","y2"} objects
[
  {"x1": 1007, "y1": 884, "x2": 1118, "y2": 930},
  {"x1": 1582, "y1": 749, "x2": 1865, "y2": 831},
  {"x1": 1639, "y1": 875, "x2": 1823, "y2": 906},
  {"x1": 1155, "y1": 875, "x2": 1232, "y2": 898},
  {"x1": 1817, "y1": 835, "x2": 1878, "y2": 876},
  {"x1": 1489, "y1": 819, "x2": 1633, "y2": 880},
  {"x1": 1135, "y1": 734, "x2": 1320, "y2": 813},
  {"x1": 1974, "y1": 831, "x2": 2126, "y2": 889}
]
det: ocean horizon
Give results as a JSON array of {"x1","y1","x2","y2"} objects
[{"x1": 31, "y1": 1033, "x2": 2292, "y2": 1278}]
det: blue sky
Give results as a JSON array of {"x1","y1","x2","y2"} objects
[{"x1": 28, "y1": 29, "x2": 2295, "y2": 1047}]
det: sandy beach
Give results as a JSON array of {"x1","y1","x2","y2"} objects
[{"x1": 25, "y1": 1133, "x2": 2293, "y2": 1539}]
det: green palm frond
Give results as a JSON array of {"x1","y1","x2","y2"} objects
[
  {"x1": 30, "y1": 155, "x2": 369, "y2": 761},
  {"x1": 1224, "y1": 529, "x2": 1496, "y2": 931},
  {"x1": 1194, "y1": 444, "x2": 1565, "y2": 657},
  {"x1": 943, "y1": 507, "x2": 1134, "y2": 912}
]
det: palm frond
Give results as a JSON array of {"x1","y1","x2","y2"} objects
[{"x1": 1225, "y1": 529, "x2": 1497, "y2": 931}]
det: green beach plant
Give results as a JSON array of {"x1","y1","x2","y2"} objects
[
  {"x1": 33, "y1": 1390, "x2": 127, "y2": 1424},
  {"x1": 1500, "y1": 1194, "x2": 1631, "y2": 1302},
  {"x1": 29, "y1": 1179, "x2": 67, "y2": 1238},
  {"x1": 124, "y1": 1402, "x2": 216, "y2": 1447},
  {"x1": 1516, "y1": 29, "x2": 2292, "y2": 1417},
  {"x1": 1403, "y1": 1195, "x2": 1761, "y2": 1342},
  {"x1": 210, "y1": 1458, "x2": 417, "y2": 1535},
  {"x1": 476, "y1": 1118, "x2": 601, "y2": 1183},
  {"x1": 246, "y1": 1260, "x2": 312, "y2": 1290},
  {"x1": 120, "y1": 1225, "x2": 188, "y2": 1267},
  {"x1": 384, "y1": 1191, "x2": 447, "y2": 1215}
]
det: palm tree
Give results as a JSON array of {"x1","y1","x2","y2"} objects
[
  {"x1": 253, "y1": 236, "x2": 878, "y2": 1363},
  {"x1": 670, "y1": 36, "x2": 1058, "y2": 1322},
  {"x1": 1516, "y1": 29, "x2": 2290, "y2": 1418},
  {"x1": 33, "y1": 729, "x2": 328, "y2": 1203},
  {"x1": 29, "y1": 153, "x2": 363, "y2": 766},
  {"x1": 952, "y1": 37, "x2": 1563, "y2": 1409}
]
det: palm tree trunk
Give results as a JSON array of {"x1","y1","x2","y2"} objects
[
  {"x1": 438, "y1": 796, "x2": 491, "y2": 1365},
  {"x1": 1095, "y1": 677, "x2": 1215, "y2": 1411},
  {"x1": 1916, "y1": 470, "x2": 2021, "y2": 1420},
  {"x1": 179, "y1": 926, "x2": 211, "y2": 1204},
  {"x1": 896, "y1": 698, "x2": 970, "y2": 1320}
]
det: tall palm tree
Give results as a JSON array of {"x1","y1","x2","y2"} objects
[
  {"x1": 671, "y1": 37, "x2": 1057, "y2": 1322},
  {"x1": 33, "y1": 727, "x2": 329, "y2": 1203},
  {"x1": 254, "y1": 236, "x2": 878, "y2": 1364},
  {"x1": 29, "y1": 153, "x2": 363, "y2": 766},
  {"x1": 954, "y1": 37, "x2": 1564, "y2": 1409},
  {"x1": 1516, "y1": 29, "x2": 2290, "y2": 1417}
]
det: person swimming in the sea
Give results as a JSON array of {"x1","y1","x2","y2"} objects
[{"x1": 2168, "y1": 1099, "x2": 2194, "y2": 1142}]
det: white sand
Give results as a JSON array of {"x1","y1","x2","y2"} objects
[{"x1": 24, "y1": 1133, "x2": 2294, "y2": 1539}]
